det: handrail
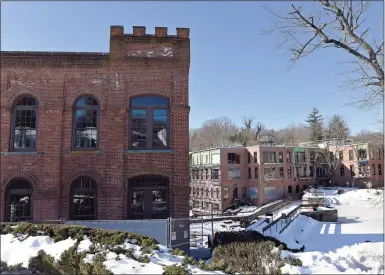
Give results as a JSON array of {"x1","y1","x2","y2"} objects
[{"x1": 262, "y1": 203, "x2": 320, "y2": 234}]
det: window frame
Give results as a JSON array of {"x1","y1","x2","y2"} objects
[
  {"x1": 129, "y1": 96, "x2": 170, "y2": 150},
  {"x1": 10, "y1": 95, "x2": 39, "y2": 152},
  {"x1": 72, "y1": 95, "x2": 100, "y2": 151},
  {"x1": 5, "y1": 179, "x2": 33, "y2": 222},
  {"x1": 69, "y1": 177, "x2": 98, "y2": 220}
]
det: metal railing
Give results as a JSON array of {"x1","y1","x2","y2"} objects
[{"x1": 261, "y1": 204, "x2": 320, "y2": 235}]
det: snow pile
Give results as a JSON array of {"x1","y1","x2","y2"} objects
[
  {"x1": 0, "y1": 233, "x2": 222, "y2": 274},
  {"x1": 281, "y1": 242, "x2": 384, "y2": 274},
  {"x1": 275, "y1": 188, "x2": 384, "y2": 274}
]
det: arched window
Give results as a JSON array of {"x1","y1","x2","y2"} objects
[
  {"x1": 130, "y1": 96, "x2": 169, "y2": 149},
  {"x1": 5, "y1": 179, "x2": 33, "y2": 222},
  {"x1": 11, "y1": 96, "x2": 38, "y2": 151},
  {"x1": 73, "y1": 96, "x2": 99, "y2": 150},
  {"x1": 69, "y1": 177, "x2": 97, "y2": 220}
]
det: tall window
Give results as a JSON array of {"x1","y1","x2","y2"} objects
[
  {"x1": 278, "y1": 152, "x2": 283, "y2": 163},
  {"x1": 73, "y1": 96, "x2": 99, "y2": 150},
  {"x1": 130, "y1": 96, "x2": 169, "y2": 149},
  {"x1": 248, "y1": 167, "x2": 251, "y2": 179},
  {"x1": 254, "y1": 167, "x2": 259, "y2": 179},
  {"x1": 5, "y1": 179, "x2": 33, "y2": 222},
  {"x1": 340, "y1": 165, "x2": 345, "y2": 176},
  {"x1": 339, "y1": 151, "x2": 344, "y2": 161},
  {"x1": 11, "y1": 96, "x2": 38, "y2": 151},
  {"x1": 254, "y1": 152, "x2": 258, "y2": 163},
  {"x1": 70, "y1": 177, "x2": 97, "y2": 220},
  {"x1": 372, "y1": 164, "x2": 376, "y2": 175},
  {"x1": 349, "y1": 150, "x2": 354, "y2": 161},
  {"x1": 263, "y1": 152, "x2": 276, "y2": 163},
  {"x1": 378, "y1": 164, "x2": 382, "y2": 176}
]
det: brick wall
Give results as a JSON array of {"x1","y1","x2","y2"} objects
[{"x1": 0, "y1": 26, "x2": 190, "y2": 221}]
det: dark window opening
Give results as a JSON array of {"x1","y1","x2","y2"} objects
[
  {"x1": 233, "y1": 187, "x2": 238, "y2": 199},
  {"x1": 130, "y1": 96, "x2": 169, "y2": 150},
  {"x1": 279, "y1": 167, "x2": 284, "y2": 178},
  {"x1": 211, "y1": 168, "x2": 219, "y2": 180},
  {"x1": 254, "y1": 152, "x2": 258, "y2": 163},
  {"x1": 372, "y1": 164, "x2": 376, "y2": 175},
  {"x1": 248, "y1": 153, "x2": 251, "y2": 164},
  {"x1": 378, "y1": 164, "x2": 382, "y2": 176},
  {"x1": 73, "y1": 96, "x2": 99, "y2": 150},
  {"x1": 228, "y1": 153, "x2": 240, "y2": 164},
  {"x1": 278, "y1": 152, "x2": 283, "y2": 163},
  {"x1": 349, "y1": 150, "x2": 354, "y2": 161},
  {"x1": 287, "y1": 167, "x2": 292, "y2": 178},
  {"x1": 70, "y1": 177, "x2": 97, "y2": 220},
  {"x1": 358, "y1": 149, "x2": 367, "y2": 160},
  {"x1": 242, "y1": 187, "x2": 246, "y2": 199},
  {"x1": 248, "y1": 167, "x2": 251, "y2": 179},
  {"x1": 340, "y1": 165, "x2": 345, "y2": 176},
  {"x1": 295, "y1": 185, "x2": 300, "y2": 193},
  {"x1": 129, "y1": 176, "x2": 168, "y2": 219},
  {"x1": 288, "y1": 186, "x2": 293, "y2": 194},
  {"x1": 309, "y1": 166, "x2": 314, "y2": 177},
  {"x1": 11, "y1": 96, "x2": 38, "y2": 151},
  {"x1": 339, "y1": 151, "x2": 343, "y2": 161},
  {"x1": 254, "y1": 167, "x2": 259, "y2": 179},
  {"x1": 5, "y1": 179, "x2": 33, "y2": 222}
]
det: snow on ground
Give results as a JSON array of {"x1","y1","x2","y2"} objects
[
  {"x1": 276, "y1": 188, "x2": 384, "y2": 274},
  {"x1": 281, "y1": 242, "x2": 384, "y2": 274},
  {"x1": 1, "y1": 234, "x2": 223, "y2": 274}
]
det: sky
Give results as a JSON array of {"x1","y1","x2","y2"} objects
[{"x1": 1, "y1": 1, "x2": 384, "y2": 134}]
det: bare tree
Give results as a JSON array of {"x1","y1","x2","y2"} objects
[
  {"x1": 199, "y1": 117, "x2": 239, "y2": 148},
  {"x1": 312, "y1": 139, "x2": 349, "y2": 186},
  {"x1": 275, "y1": 124, "x2": 309, "y2": 145},
  {"x1": 352, "y1": 129, "x2": 384, "y2": 144},
  {"x1": 266, "y1": 0, "x2": 384, "y2": 110}
]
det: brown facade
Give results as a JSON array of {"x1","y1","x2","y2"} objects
[{"x1": 0, "y1": 26, "x2": 190, "y2": 222}]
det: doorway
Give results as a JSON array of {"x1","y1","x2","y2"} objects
[{"x1": 129, "y1": 176, "x2": 169, "y2": 219}]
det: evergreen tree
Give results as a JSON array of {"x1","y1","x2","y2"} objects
[
  {"x1": 305, "y1": 108, "x2": 324, "y2": 142},
  {"x1": 326, "y1": 114, "x2": 349, "y2": 140}
]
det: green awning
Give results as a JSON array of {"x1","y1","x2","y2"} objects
[{"x1": 294, "y1": 147, "x2": 305, "y2": 153}]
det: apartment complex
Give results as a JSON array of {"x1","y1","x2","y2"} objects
[
  {"x1": 0, "y1": 26, "x2": 190, "y2": 222},
  {"x1": 190, "y1": 141, "x2": 384, "y2": 214}
]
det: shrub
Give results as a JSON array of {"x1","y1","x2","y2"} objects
[
  {"x1": 2, "y1": 224, "x2": 14, "y2": 235},
  {"x1": 7, "y1": 263, "x2": 23, "y2": 271},
  {"x1": 182, "y1": 256, "x2": 196, "y2": 266},
  {"x1": 163, "y1": 265, "x2": 190, "y2": 275},
  {"x1": 213, "y1": 230, "x2": 304, "y2": 253},
  {"x1": 110, "y1": 246, "x2": 128, "y2": 255},
  {"x1": 92, "y1": 254, "x2": 113, "y2": 275},
  {"x1": 28, "y1": 250, "x2": 61, "y2": 275},
  {"x1": 125, "y1": 248, "x2": 135, "y2": 259},
  {"x1": 56, "y1": 242, "x2": 86, "y2": 275},
  {"x1": 211, "y1": 241, "x2": 283, "y2": 274},
  {"x1": 170, "y1": 248, "x2": 186, "y2": 256},
  {"x1": 137, "y1": 255, "x2": 150, "y2": 263},
  {"x1": 285, "y1": 257, "x2": 303, "y2": 267},
  {"x1": 337, "y1": 189, "x2": 345, "y2": 195}
]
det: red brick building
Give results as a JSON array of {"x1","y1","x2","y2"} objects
[{"x1": 0, "y1": 26, "x2": 190, "y2": 222}]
